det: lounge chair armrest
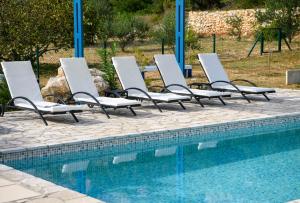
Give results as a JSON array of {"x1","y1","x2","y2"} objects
[
  {"x1": 230, "y1": 79, "x2": 257, "y2": 87},
  {"x1": 44, "y1": 94, "x2": 66, "y2": 104},
  {"x1": 210, "y1": 80, "x2": 244, "y2": 93},
  {"x1": 189, "y1": 82, "x2": 212, "y2": 89},
  {"x1": 7, "y1": 96, "x2": 40, "y2": 111},
  {"x1": 67, "y1": 91, "x2": 103, "y2": 106},
  {"x1": 124, "y1": 87, "x2": 153, "y2": 100},
  {"x1": 165, "y1": 84, "x2": 195, "y2": 97}
]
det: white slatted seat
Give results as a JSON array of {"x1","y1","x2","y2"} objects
[
  {"x1": 112, "y1": 56, "x2": 191, "y2": 112},
  {"x1": 1, "y1": 61, "x2": 85, "y2": 125},
  {"x1": 154, "y1": 54, "x2": 231, "y2": 106},
  {"x1": 198, "y1": 53, "x2": 275, "y2": 102},
  {"x1": 60, "y1": 58, "x2": 141, "y2": 118}
]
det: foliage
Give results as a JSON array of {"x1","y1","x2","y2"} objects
[
  {"x1": 152, "y1": 11, "x2": 201, "y2": 51},
  {"x1": 226, "y1": 15, "x2": 243, "y2": 41},
  {"x1": 185, "y1": 28, "x2": 201, "y2": 50},
  {"x1": 0, "y1": 79, "x2": 10, "y2": 106},
  {"x1": 110, "y1": 0, "x2": 153, "y2": 13},
  {"x1": 85, "y1": 0, "x2": 114, "y2": 45},
  {"x1": 97, "y1": 43, "x2": 118, "y2": 90},
  {"x1": 151, "y1": 11, "x2": 176, "y2": 50},
  {"x1": 0, "y1": 0, "x2": 73, "y2": 61},
  {"x1": 256, "y1": 0, "x2": 300, "y2": 43},
  {"x1": 112, "y1": 14, "x2": 149, "y2": 51},
  {"x1": 188, "y1": 0, "x2": 225, "y2": 10},
  {"x1": 221, "y1": 0, "x2": 263, "y2": 9},
  {"x1": 151, "y1": 0, "x2": 175, "y2": 14}
]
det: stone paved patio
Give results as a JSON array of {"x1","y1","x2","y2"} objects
[{"x1": 1, "y1": 89, "x2": 300, "y2": 202}]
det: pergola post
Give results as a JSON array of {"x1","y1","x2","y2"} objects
[
  {"x1": 175, "y1": 0, "x2": 185, "y2": 73},
  {"x1": 73, "y1": 0, "x2": 186, "y2": 73},
  {"x1": 74, "y1": 0, "x2": 84, "y2": 57}
]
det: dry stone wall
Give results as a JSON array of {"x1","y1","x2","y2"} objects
[{"x1": 188, "y1": 9, "x2": 259, "y2": 36}]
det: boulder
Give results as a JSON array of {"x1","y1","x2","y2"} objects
[{"x1": 41, "y1": 67, "x2": 108, "y2": 101}]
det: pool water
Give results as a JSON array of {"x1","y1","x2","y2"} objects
[{"x1": 5, "y1": 127, "x2": 300, "y2": 203}]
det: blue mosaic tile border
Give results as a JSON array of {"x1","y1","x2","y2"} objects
[{"x1": 1, "y1": 113, "x2": 300, "y2": 162}]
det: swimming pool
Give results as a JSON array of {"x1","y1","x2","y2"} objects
[{"x1": 3, "y1": 118, "x2": 300, "y2": 203}]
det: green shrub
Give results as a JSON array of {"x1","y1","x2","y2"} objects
[
  {"x1": 151, "y1": 11, "x2": 176, "y2": 51},
  {"x1": 0, "y1": 0, "x2": 73, "y2": 61},
  {"x1": 97, "y1": 42, "x2": 118, "y2": 90},
  {"x1": 113, "y1": 14, "x2": 149, "y2": 51},
  {"x1": 0, "y1": 79, "x2": 11, "y2": 106},
  {"x1": 226, "y1": 15, "x2": 243, "y2": 41},
  {"x1": 255, "y1": 0, "x2": 300, "y2": 43}
]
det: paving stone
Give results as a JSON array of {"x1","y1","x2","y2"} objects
[
  {"x1": 0, "y1": 185, "x2": 40, "y2": 203},
  {"x1": 65, "y1": 196, "x2": 103, "y2": 203},
  {"x1": 26, "y1": 197, "x2": 64, "y2": 203},
  {"x1": 48, "y1": 190, "x2": 85, "y2": 201},
  {"x1": 0, "y1": 178, "x2": 14, "y2": 187}
]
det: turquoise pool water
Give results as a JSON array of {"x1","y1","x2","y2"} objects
[{"x1": 4, "y1": 125, "x2": 300, "y2": 203}]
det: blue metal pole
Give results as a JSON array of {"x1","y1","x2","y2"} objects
[
  {"x1": 175, "y1": 0, "x2": 185, "y2": 74},
  {"x1": 74, "y1": 0, "x2": 84, "y2": 57}
]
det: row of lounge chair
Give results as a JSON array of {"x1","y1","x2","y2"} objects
[{"x1": 0, "y1": 53, "x2": 276, "y2": 125}]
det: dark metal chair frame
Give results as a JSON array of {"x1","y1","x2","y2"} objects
[
  {"x1": 154, "y1": 64, "x2": 230, "y2": 107},
  {"x1": 189, "y1": 79, "x2": 275, "y2": 103},
  {"x1": 66, "y1": 91, "x2": 140, "y2": 118},
  {"x1": 0, "y1": 95, "x2": 81, "y2": 126},
  {"x1": 116, "y1": 87, "x2": 190, "y2": 112}
]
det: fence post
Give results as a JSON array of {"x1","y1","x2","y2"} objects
[
  {"x1": 35, "y1": 47, "x2": 40, "y2": 85},
  {"x1": 260, "y1": 33, "x2": 264, "y2": 55},
  {"x1": 162, "y1": 38, "x2": 165, "y2": 54},
  {"x1": 212, "y1": 34, "x2": 216, "y2": 53},
  {"x1": 278, "y1": 28, "x2": 282, "y2": 52}
]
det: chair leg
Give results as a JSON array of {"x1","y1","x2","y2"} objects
[
  {"x1": 195, "y1": 97, "x2": 204, "y2": 107},
  {"x1": 70, "y1": 112, "x2": 79, "y2": 122},
  {"x1": 36, "y1": 111, "x2": 48, "y2": 126},
  {"x1": 218, "y1": 97, "x2": 226, "y2": 105},
  {"x1": 100, "y1": 106, "x2": 110, "y2": 119},
  {"x1": 128, "y1": 106, "x2": 137, "y2": 116},
  {"x1": 178, "y1": 101, "x2": 186, "y2": 110},
  {"x1": 241, "y1": 93, "x2": 251, "y2": 103},
  {"x1": 262, "y1": 93, "x2": 270, "y2": 101},
  {"x1": 152, "y1": 100, "x2": 162, "y2": 112}
]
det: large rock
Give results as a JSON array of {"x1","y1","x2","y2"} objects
[{"x1": 41, "y1": 67, "x2": 108, "y2": 101}]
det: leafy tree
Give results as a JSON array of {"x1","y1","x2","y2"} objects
[
  {"x1": 256, "y1": 0, "x2": 300, "y2": 43},
  {"x1": 112, "y1": 14, "x2": 149, "y2": 51},
  {"x1": 188, "y1": 0, "x2": 225, "y2": 10},
  {"x1": 226, "y1": 15, "x2": 243, "y2": 41},
  {"x1": 221, "y1": 0, "x2": 263, "y2": 9},
  {"x1": 85, "y1": 0, "x2": 114, "y2": 46},
  {"x1": 151, "y1": 11, "x2": 176, "y2": 50},
  {"x1": 0, "y1": 0, "x2": 73, "y2": 61},
  {"x1": 110, "y1": 0, "x2": 153, "y2": 13}
]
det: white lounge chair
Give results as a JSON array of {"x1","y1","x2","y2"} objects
[
  {"x1": 60, "y1": 58, "x2": 141, "y2": 118},
  {"x1": 198, "y1": 53, "x2": 276, "y2": 102},
  {"x1": 112, "y1": 56, "x2": 191, "y2": 112},
  {"x1": 1, "y1": 61, "x2": 84, "y2": 126},
  {"x1": 154, "y1": 54, "x2": 231, "y2": 106}
]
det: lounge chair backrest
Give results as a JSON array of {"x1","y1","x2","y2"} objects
[
  {"x1": 60, "y1": 58, "x2": 99, "y2": 99},
  {"x1": 154, "y1": 54, "x2": 188, "y2": 90},
  {"x1": 1, "y1": 61, "x2": 43, "y2": 103},
  {"x1": 198, "y1": 53, "x2": 230, "y2": 85},
  {"x1": 112, "y1": 56, "x2": 148, "y2": 95}
]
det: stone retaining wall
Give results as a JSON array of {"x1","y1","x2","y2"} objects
[{"x1": 187, "y1": 9, "x2": 259, "y2": 36}]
